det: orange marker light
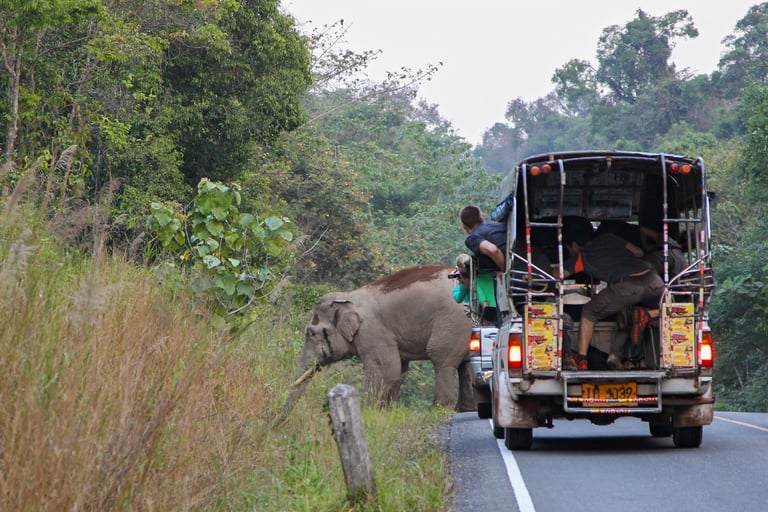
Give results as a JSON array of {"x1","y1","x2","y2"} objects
[
  {"x1": 530, "y1": 166, "x2": 541, "y2": 176},
  {"x1": 681, "y1": 164, "x2": 691, "y2": 175}
]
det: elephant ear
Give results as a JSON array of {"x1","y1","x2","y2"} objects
[{"x1": 332, "y1": 300, "x2": 360, "y2": 342}]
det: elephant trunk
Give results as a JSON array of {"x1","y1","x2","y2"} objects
[{"x1": 272, "y1": 363, "x2": 319, "y2": 426}]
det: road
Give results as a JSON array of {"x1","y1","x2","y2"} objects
[{"x1": 447, "y1": 411, "x2": 768, "y2": 512}]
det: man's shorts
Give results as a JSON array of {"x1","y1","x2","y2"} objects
[
  {"x1": 581, "y1": 270, "x2": 664, "y2": 322},
  {"x1": 476, "y1": 272, "x2": 496, "y2": 307}
]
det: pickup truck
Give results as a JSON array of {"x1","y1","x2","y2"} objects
[
  {"x1": 468, "y1": 323, "x2": 497, "y2": 419},
  {"x1": 490, "y1": 151, "x2": 715, "y2": 450}
]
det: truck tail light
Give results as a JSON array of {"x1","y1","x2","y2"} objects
[
  {"x1": 700, "y1": 330, "x2": 714, "y2": 368},
  {"x1": 469, "y1": 330, "x2": 481, "y2": 353},
  {"x1": 508, "y1": 333, "x2": 523, "y2": 369}
]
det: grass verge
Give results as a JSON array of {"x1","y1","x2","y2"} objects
[{"x1": 0, "y1": 204, "x2": 457, "y2": 511}]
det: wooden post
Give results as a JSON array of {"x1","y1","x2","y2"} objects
[{"x1": 327, "y1": 383, "x2": 376, "y2": 500}]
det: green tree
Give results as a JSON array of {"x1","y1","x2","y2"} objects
[
  {"x1": 717, "y1": 2, "x2": 768, "y2": 97},
  {"x1": 595, "y1": 9, "x2": 698, "y2": 104},
  {"x1": 0, "y1": 0, "x2": 103, "y2": 164},
  {"x1": 551, "y1": 59, "x2": 600, "y2": 117},
  {"x1": 708, "y1": 84, "x2": 768, "y2": 411},
  {"x1": 256, "y1": 125, "x2": 381, "y2": 287},
  {"x1": 474, "y1": 122, "x2": 526, "y2": 176},
  {"x1": 163, "y1": 0, "x2": 312, "y2": 186}
]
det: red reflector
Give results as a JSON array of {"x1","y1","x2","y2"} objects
[
  {"x1": 508, "y1": 333, "x2": 523, "y2": 369},
  {"x1": 469, "y1": 331, "x2": 481, "y2": 352},
  {"x1": 700, "y1": 331, "x2": 714, "y2": 367},
  {"x1": 670, "y1": 163, "x2": 679, "y2": 173},
  {"x1": 542, "y1": 163, "x2": 552, "y2": 174}
]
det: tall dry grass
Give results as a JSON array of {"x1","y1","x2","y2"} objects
[{"x1": 0, "y1": 193, "x2": 456, "y2": 511}]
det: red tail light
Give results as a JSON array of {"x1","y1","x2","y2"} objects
[
  {"x1": 700, "y1": 330, "x2": 714, "y2": 368},
  {"x1": 508, "y1": 333, "x2": 523, "y2": 369},
  {"x1": 469, "y1": 331, "x2": 481, "y2": 353}
]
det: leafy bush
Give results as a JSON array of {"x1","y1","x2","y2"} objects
[{"x1": 147, "y1": 178, "x2": 295, "y2": 325}]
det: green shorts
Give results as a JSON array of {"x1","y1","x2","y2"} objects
[{"x1": 476, "y1": 273, "x2": 497, "y2": 307}]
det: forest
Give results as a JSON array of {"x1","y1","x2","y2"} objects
[{"x1": 2, "y1": 0, "x2": 767, "y2": 416}]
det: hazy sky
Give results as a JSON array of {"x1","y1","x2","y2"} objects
[{"x1": 283, "y1": 1, "x2": 761, "y2": 145}]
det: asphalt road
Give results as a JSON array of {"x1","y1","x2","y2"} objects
[{"x1": 447, "y1": 411, "x2": 768, "y2": 512}]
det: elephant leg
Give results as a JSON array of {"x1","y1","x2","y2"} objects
[
  {"x1": 433, "y1": 364, "x2": 458, "y2": 408},
  {"x1": 456, "y1": 359, "x2": 476, "y2": 412},
  {"x1": 395, "y1": 359, "x2": 410, "y2": 397},
  {"x1": 363, "y1": 352, "x2": 402, "y2": 406}
]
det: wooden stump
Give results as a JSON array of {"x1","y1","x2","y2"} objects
[{"x1": 327, "y1": 383, "x2": 376, "y2": 500}]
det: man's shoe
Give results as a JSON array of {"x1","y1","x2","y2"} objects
[
  {"x1": 574, "y1": 353, "x2": 588, "y2": 370},
  {"x1": 606, "y1": 353, "x2": 622, "y2": 370}
]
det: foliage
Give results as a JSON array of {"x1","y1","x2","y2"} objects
[
  {"x1": 0, "y1": 0, "x2": 313, "y2": 247},
  {"x1": 595, "y1": 9, "x2": 698, "y2": 104},
  {"x1": 707, "y1": 83, "x2": 768, "y2": 412},
  {"x1": 146, "y1": 178, "x2": 294, "y2": 324},
  {"x1": 255, "y1": 125, "x2": 384, "y2": 288},
  {"x1": 163, "y1": 0, "x2": 313, "y2": 186},
  {"x1": 0, "y1": 196, "x2": 455, "y2": 510},
  {"x1": 717, "y1": 2, "x2": 768, "y2": 96}
]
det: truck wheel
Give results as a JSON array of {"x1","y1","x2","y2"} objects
[
  {"x1": 672, "y1": 426, "x2": 703, "y2": 448},
  {"x1": 477, "y1": 402, "x2": 492, "y2": 419},
  {"x1": 649, "y1": 423, "x2": 673, "y2": 438},
  {"x1": 504, "y1": 428, "x2": 533, "y2": 450},
  {"x1": 491, "y1": 407, "x2": 504, "y2": 439}
]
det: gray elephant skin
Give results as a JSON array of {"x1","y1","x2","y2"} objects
[{"x1": 278, "y1": 265, "x2": 475, "y2": 422}]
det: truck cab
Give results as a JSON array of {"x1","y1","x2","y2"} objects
[{"x1": 490, "y1": 151, "x2": 715, "y2": 450}]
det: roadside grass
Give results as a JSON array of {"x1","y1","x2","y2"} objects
[{"x1": 0, "y1": 199, "x2": 456, "y2": 511}]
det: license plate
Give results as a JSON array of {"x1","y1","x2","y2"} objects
[{"x1": 581, "y1": 382, "x2": 638, "y2": 407}]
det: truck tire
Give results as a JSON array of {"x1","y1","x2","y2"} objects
[
  {"x1": 672, "y1": 426, "x2": 703, "y2": 448},
  {"x1": 504, "y1": 427, "x2": 533, "y2": 450},
  {"x1": 649, "y1": 422, "x2": 673, "y2": 438},
  {"x1": 477, "y1": 402, "x2": 492, "y2": 419},
  {"x1": 491, "y1": 406, "x2": 504, "y2": 439}
]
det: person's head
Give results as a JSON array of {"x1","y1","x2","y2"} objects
[
  {"x1": 455, "y1": 253, "x2": 471, "y2": 277},
  {"x1": 562, "y1": 216, "x2": 594, "y2": 253},
  {"x1": 460, "y1": 205, "x2": 484, "y2": 233}
]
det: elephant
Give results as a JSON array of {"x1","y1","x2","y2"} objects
[{"x1": 276, "y1": 265, "x2": 475, "y2": 423}]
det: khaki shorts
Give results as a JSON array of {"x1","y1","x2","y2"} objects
[{"x1": 582, "y1": 271, "x2": 664, "y2": 322}]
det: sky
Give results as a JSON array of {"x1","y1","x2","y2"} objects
[{"x1": 282, "y1": 1, "x2": 761, "y2": 145}]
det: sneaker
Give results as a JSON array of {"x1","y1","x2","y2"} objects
[
  {"x1": 606, "y1": 353, "x2": 622, "y2": 370},
  {"x1": 575, "y1": 353, "x2": 588, "y2": 371},
  {"x1": 562, "y1": 353, "x2": 576, "y2": 370}
]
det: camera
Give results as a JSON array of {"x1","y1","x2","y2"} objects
[{"x1": 447, "y1": 271, "x2": 461, "y2": 279}]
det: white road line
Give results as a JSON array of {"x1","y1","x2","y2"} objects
[
  {"x1": 489, "y1": 421, "x2": 536, "y2": 512},
  {"x1": 715, "y1": 415, "x2": 768, "y2": 432}
]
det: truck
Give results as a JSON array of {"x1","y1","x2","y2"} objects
[{"x1": 489, "y1": 151, "x2": 715, "y2": 450}]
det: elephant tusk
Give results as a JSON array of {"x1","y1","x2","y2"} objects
[{"x1": 292, "y1": 364, "x2": 318, "y2": 387}]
